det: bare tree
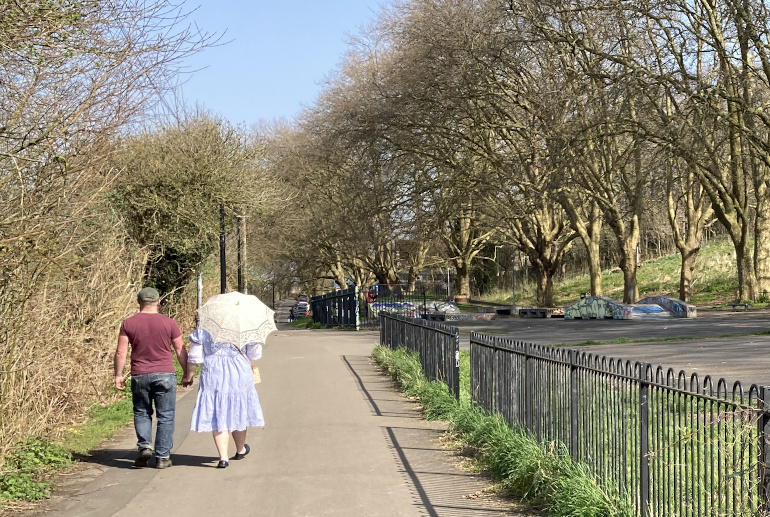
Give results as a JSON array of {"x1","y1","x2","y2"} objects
[
  {"x1": 0, "y1": 0, "x2": 214, "y2": 459},
  {"x1": 531, "y1": 0, "x2": 770, "y2": 300}
]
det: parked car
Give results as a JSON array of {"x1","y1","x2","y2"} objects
[
  {"x1": 297, "y1": 294, "x2": 309, "y2": 303},
  {"x1": 295, "y1": 301, "x2": 311, "y2": 317}
]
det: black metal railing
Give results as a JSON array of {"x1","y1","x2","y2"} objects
[
  {"x1": 469, "y1": 331, "x2": 770, "y2": 516},
  {"x1": 312, "y1": 284, "x2": 455, "y2": 329},
  {"x1": 380, "y1": 313, "x2": 460, "y2": 400},
  {"x1": 310, "y1": 286, "x2": 360, "y2": 329},
  {"x1": 360, "y1": 285, "x2": 451, "y2": 328}
]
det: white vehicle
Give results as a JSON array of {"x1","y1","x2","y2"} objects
[{"x1": 295, "y1": 301, "x2": 311, "y2": 317}]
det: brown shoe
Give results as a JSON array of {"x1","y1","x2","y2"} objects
[{"x1": 134, "y1": 448, "x2": 153, "y2": 468}]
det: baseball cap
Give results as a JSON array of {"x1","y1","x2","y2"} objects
[{"x1": 137, "y1": 287, "x2": 160, "y2": 302}]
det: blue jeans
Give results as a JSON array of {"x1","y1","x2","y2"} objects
[{"x1": 130, "y1": 372, "x2": 177, "y2": 458}]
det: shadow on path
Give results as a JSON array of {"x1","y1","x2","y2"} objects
[
  {"x1": 74, "y1": 449, "x2": 214, "y2": 470},
  {"x1": 342, "y1": 354, "x2": 541, "y2": 517},
  {"x1": 343, "y1": 355, "x2": 424, "y2": 419}
]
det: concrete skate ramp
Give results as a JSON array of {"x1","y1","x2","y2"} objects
[
  {"x1": 564, "y1": 296, "x2": 631, "y2": 320},
  {"x1": 637, "y1": 296, "x2": 697, "y2": 318}
]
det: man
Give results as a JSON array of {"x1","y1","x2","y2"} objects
[{"x1": 114, "y1": 287, "x2": 187, "y2": 469}]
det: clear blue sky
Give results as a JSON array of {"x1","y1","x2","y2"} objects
[{"x1": 180, "y1": 1, "x2": 384, "y2": 126}]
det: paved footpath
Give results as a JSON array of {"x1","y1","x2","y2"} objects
[{"x1": 13, "y1": 316, "x2": 538, "y2": 517}]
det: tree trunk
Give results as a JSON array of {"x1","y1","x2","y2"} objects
[
  {"x1": 587, "y1": 238, "x2": 602, "y2": 297},
  {"x1": 618, "y1": 233, "x2": 640, "y2": 304},
  {"x1": 736, "y1": 236, "x2": 756, "y2": 301},
  {"x1": 620, "y1": 255, "x2": 638, "y2": 303},
  {"x1": 679, "y1": 249, "x2": 697, "y2": 302},
  {"x1": 585, "y1": 210, "x2": 603, "y2": 297},
  {"x1": 374, "y1": 273, "x2": 388, "y2": 286},
  {"x1": 386, "y1": 269, "x2": 401, "y2": 292},
  {"x1": 533, "y1": 260, "x2": 557, "y2": 307},
  {"x1": 454, "y1": 258, "x2": 471, "y2": 298},
  {"x1": 405, "y1": 241, "x2": 431, "y2": 292},
  {"x1": 440, "y1": 203, "x2": 491, "y2": 299},
  {"x1": 559, "y1": 194, "x2": 603, "y2": 296},
  {"x1": 665, "y1": 159, "x2": 711, "y2": 303},
  {"x1": 330, "y1": 260, "x2": 346, "y2": 290}
]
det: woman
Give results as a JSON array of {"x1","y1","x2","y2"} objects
[{"x1": 183, "y1": 328, "x2": 264, "y2": 468}]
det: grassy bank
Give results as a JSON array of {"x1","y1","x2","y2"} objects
[
  {"x1": 0, "y1": 357, "x2": 189, "y2": 511},
  {"x1": 0, "y1": 400, "x2": 133, "y2": 511},
  {"x1": 372, "y1": 345, "x2": 633, "y2": 517},
  {"x1": 477, "y1": 238, "x2": 754, "y2": 308}
]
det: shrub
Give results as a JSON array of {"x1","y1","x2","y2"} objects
[{"x1": 0, "y1": 438, "x2": 71, "y2": 501}]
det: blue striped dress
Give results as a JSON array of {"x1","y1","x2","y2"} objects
[{"x1": 188, "y1": 328, "x2": 265, "y2": 432}]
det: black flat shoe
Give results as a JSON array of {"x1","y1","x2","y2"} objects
[
  {"x1": 217, "y1": 460, "x2": 229, "y2": 468},
  {"x1": 233, "y1": 444, "x2": 250, "y2": 460}
]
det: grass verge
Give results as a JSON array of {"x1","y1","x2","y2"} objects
[
  {"x1": 0, "y1": 396, "x2": 132, "y2": 510},
  {"x1": 372, "y1": 345, "x2": 634, "y2": 517},
  {"x1": 0, "y1": 354, "x2": 192, "y2": 510},
  {"x1": 288, "y1": 316, "x2": 321, "y2": 329},
  {"x1": 557, "y1": 329, "x2": 770, "y2": 348}
]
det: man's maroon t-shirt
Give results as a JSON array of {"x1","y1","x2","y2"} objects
[{"x1": 119, "y1": 313, "x2": 182, "y2": 375}]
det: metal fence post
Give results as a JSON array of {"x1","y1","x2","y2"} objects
[
  {"x1": 639, "y1": 364, "x2": 650, "y2": 517},
  {"x1": 385, "y1": 313, "x2": 391, "y2": 347},
  {"x1": 402, "y1": 314, "x2": 406, "y2": 349},
  {"x1": 570, "y1": 349, "x2": 579, "y2": 459},
  {"x1": 525, "y1": 342, "x2": 532, "y2": 431},
  {"x1": 492, "y1": 336, "x2": 500, "y2": 417},
  {"x1": 759, "y1": 386, "x2": 770, "y2": 512},
  {"x1": 452, "y1": 325, "x2": 460, "y2": 400}
]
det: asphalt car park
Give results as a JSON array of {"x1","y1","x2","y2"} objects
[{"x1": 455, "y1": 309, "x2": 770, "y2": 387}]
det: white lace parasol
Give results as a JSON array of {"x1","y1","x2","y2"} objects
[{"x1": 197, "y1": 291, "x2": 277, "y2": 348}]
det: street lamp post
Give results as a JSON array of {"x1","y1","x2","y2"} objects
[
  {"x1": 236, "y1": 215, "x2": 245, "y2": 294},
  {"x1": 511, "y1": 250, "x2": 517, "y2": 313},
  {"x1": 219, "y1": 204, "x2": 226, "y2": 294},
  {"x1": 270, "y1": 273, "x2": 276, "y2": 310},
  {"x1": 493, "y1": 245, "x2": 503, "y2": 282},
  {"x1": 196, "y1": 272, "x2": 203, "y2": 324}
]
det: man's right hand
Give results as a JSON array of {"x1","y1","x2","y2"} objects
[{"x1": 114, "y1": 375, "x2": 126, "y2": 391}]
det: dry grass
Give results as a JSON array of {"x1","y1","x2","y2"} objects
[{"x1": 0, "y1": 222, "x2": 145, "y2": 463}]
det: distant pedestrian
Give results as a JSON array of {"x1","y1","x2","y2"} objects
[
  {"x1": 114, "y1": 287, "x2": 188, "y2": 469},
  {"x1": 364, "y1": 286, "x2": 378, "y2": 318},
  {"x1": 288, "y1": 307, "x2": 295, "y2": 322}
]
